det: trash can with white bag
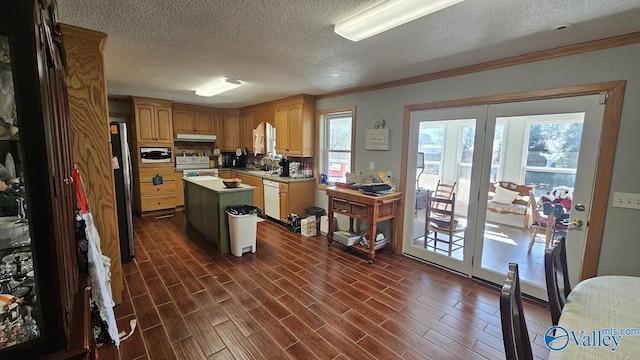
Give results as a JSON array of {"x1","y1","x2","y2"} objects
[{"x1": 226, "y1": 205, "x2": 261, "y2": 256}]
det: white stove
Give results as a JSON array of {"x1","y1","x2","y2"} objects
[
  {"x1": 175, "y1": 155, "x2": 210, "y2": 170},
  {"x1": 176, "y1": 155, "x2": 219, "y2": 177}
]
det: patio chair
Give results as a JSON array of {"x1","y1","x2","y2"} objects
[
  {"x1": 424, "y1": 191, "x2": 465, "y2": 255},
  {"x1": 527, "y1": 197, "x2": 568, "y2": 254},
  {"x1": 500, "y1": 263, "x2": 534, "y2": 360},
  {"x1": 545, "y1": 237, "x2": 572, "y2": 326}
]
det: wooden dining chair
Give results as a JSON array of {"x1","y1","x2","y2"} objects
[
  {"x1": 432, "y1": 180, "x2": 456, "y2": 208},
  {"x1": 500, "y1": 263, "x2": 534, "y2": 360},
  {"x1": 424, "y1": 192, "x2": 465, "y2": 255},
  {"x1": 545, "y1": 237, "x2": 572, "y2": 326}
]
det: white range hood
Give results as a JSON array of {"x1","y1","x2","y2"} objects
[{"x1": 174, "y1": 133, "x2": 217, "y2": 142}]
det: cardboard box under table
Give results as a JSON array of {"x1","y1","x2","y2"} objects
[{"x1": 301, "y1": 216, "x2": 316, "y2": 237}]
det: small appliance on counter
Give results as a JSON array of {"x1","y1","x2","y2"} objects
[{"x1": 279, "y1": 156, "x2": 290, "y2": 177}]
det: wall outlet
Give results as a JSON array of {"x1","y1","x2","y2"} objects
[
  {"x1": 612, "y1": 192, "x2": 640, "y2": 209},
  {"x1": 386, "y1": 171, "x2": 392, "y2": 179},
  {"x1": 369, "y1": 162, "x2": 375, "y2": 171}
]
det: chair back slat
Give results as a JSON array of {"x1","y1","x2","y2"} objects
[
  {"x1": 545, "y1": 237, "x2": 572, "y2": 326},
  {"x1": 500, "y1": 263, "x2": 534, "y2": 360}
]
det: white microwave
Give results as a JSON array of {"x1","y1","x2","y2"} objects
[{"x1": 140, "y1": 147, "x2": 172, "y2": 163}]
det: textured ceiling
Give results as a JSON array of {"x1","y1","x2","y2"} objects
[{"x1": 56, "y1": 0, "x2": 640, "y2": 108}]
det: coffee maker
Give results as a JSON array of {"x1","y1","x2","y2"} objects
[{"x1": 279, "y1": 157, "x2": 290, "y2": 177}]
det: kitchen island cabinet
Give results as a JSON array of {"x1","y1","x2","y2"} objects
[{"x1": 184, "y1": 177, "x2": 254, "y2": 254}]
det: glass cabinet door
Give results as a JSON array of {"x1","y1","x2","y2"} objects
[{"x1": 0, "y1": 35, "x2": 41, "y2": 350}]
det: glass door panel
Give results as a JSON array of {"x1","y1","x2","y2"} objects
[
  {"x1": 403, "y1": 106, "x2": 487, "y2": 274},
  {"x1": 471, "y1": 95, "x2": 604, "y2": 299},
  {"x1": 0, "y1": 35, "x2": 41, "y2": 349}
]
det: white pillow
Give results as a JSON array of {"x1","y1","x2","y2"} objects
[{"x1": 492, "y1": 186, "x2": 520, "y2": 204}]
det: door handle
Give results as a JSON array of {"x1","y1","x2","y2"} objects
[{"x1": 571, "y1": 218, "x2": 584, "y2": 227}]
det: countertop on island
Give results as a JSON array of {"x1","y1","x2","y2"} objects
[{"x1": 183, "y1": 177, "x2": 255, "y2": 192}]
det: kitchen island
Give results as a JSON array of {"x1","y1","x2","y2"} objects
[{"x1": 183, "y1": 177, "x2": 254, "y2": 254}]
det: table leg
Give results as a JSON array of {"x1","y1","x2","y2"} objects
[
  {"x1": 327, "y1": 197, "x2": 334, "y2": 246},
  {"x1": 389, "y1": 210, "x2": 396, "y2": 254}
]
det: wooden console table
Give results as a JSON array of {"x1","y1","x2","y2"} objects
[{"x1": 326, "y1": 187, "x2": 402, "y2": 263}]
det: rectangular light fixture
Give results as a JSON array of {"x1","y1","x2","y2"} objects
[
  {"x1": 195, "y1": 78, "x2": 242, "y2": 97},
  {"x1": 334, "y1": 0, "x2": 464, "y2": 42}
]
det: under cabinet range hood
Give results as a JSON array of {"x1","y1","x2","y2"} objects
[{"x1": 174, "y1": 133, "x2": 217, "y2": 142}]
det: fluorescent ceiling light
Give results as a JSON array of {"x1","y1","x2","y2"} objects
[
  {"x1": 195, "y1": 78, "x2": 242, "y2": 97},
  {"x1": 334, "y1": 0, "x2": 464, "y2": 42}
]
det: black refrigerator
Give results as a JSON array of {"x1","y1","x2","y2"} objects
[{"x1": 110, "y1": 121, "x2": 135, "y2": 263}]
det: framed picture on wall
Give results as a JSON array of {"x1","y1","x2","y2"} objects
[{"x1": 365, "y1": 128, "x2": 389, "y2": 150}]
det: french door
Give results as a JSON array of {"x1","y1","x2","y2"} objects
[{"x1": 403, "y1": 95, "x2": 605, "y2": 299}]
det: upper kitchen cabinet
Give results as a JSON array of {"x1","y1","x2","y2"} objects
[
  {"x1": 274, "y1": 95, "x2": 315, "y2": 157},
  {"x1": 172, "y1": 107, "x2": 215, "y2": 136},
  {"x1": 223, "y1": 111, "x2": 240, "y2": 151},
  {"x1": 133, "y1": 97, "x2": 173, "y2": 145},
  {"x1": 239, "y1": 110, "x2": 254, "y2": 150},
  {"x1": 195, "y1": 111, "x2": 215, "y2": 134},
  {"x1": 173, "y1": 109, "x2": 195, "y2": 134}
]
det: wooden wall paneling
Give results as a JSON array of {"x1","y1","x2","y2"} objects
[{"x1": 61, "y1": 24, "x2": 123, "y2": 304}]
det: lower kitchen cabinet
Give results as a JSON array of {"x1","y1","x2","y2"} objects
[
  {"x1": 234, "y1": 172, "x2": 264, "y2": 213},
  {"x1": 135, "y1": 167, "x2": 175, "y2": 214},
  {"x1": 219, "y1": 170, "x2": 233, "y2": 179},
  {"x1": 278, "y1": 180, "x2": 315, "y2": 222}
]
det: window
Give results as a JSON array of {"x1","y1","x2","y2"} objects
[
  {"x1": 491, "y1": 124, "x2": 505, "y2": 183},
  {"x1": 417, "y1": 124, "x2": 445, "y2": 190},
  {"x1": 320, "y1": 109, "x2": 354, "y2": 184},
  {"x1": 523, "y1": 115, "x2": 584, "y2": 196},
  {"x1": 457, "y1": 124, "x2": 475, "y2": 202}
]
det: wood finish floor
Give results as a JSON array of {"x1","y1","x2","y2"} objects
[{"x1": 99, "y1": 212, "x2": 552, "y2": 360}]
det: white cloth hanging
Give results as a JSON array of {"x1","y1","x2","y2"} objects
[{"x1": 73, "y1": 167, "x2": 120, "y2": 348}]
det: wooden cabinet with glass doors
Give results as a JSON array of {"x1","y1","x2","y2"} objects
[{"x1": 0, "y1": 0, "x2": 93, "y2": 358}]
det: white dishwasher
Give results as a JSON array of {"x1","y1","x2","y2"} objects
[{"x1": 263, "y1": 179, "x2": 280, "y2": 220}]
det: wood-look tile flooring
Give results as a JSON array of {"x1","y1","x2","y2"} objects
[{"x1": 99, "y1": 212, "x2": 551, "y2": 360}]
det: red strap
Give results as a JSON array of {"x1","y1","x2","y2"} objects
[{"x1": 71, "y1": 167, "x2": 88, "y2": 214}]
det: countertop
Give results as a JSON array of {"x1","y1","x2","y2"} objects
[
  {"x1": 177, "y1": 167, "x2": 316, "y2": 184},
  {"x1": 183, "y1": 177, "x2": 255, "y2": 193}
]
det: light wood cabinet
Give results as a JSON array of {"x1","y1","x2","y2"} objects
[
  {"x1": 195, "y1": 111, "x2": 215, "y2": 134},
  {"x1": 279, "y1": 182, "x2": 289, "y2": 222},
  {"x1": 135, "y1": 167, "x2": 175, "y2": 213},
  {"x1": 240, "y1": 111, "x2": 254, "y2": 150},
  {"x1": 276, "y1": 180, "x2": 315, "y2": 222},
  {"x1": 223, "y1": 112, "x2": 241, "y2": 151},
  {"x1": 133, "y1": 97, "x2": 174, "y2": 144},
  {"x1": 274, "y1": 95, "x2": 315, "y2": 156},
  {"x1": 213, "y1": 111, "x2": 225, "y2": 148},
  {"x1": 234, "y1": 172, "x2": 264, "y2": 213},
  {"x1": 173, "y1": 109, "x2": 195, "y2": 133},
  {"x1": 172, "y1": 109, "x2": 215, "y2": 136},
  {"x1": 219, "y1": 170, "x2": 233, "y2": 179}
]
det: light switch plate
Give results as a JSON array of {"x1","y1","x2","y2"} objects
[
  {"x1": 612, "y1": 192, "x2": 640, "y2": 209},
  {"x1": 369, "y1": 162, "x2": 375, "y2": 171}
]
